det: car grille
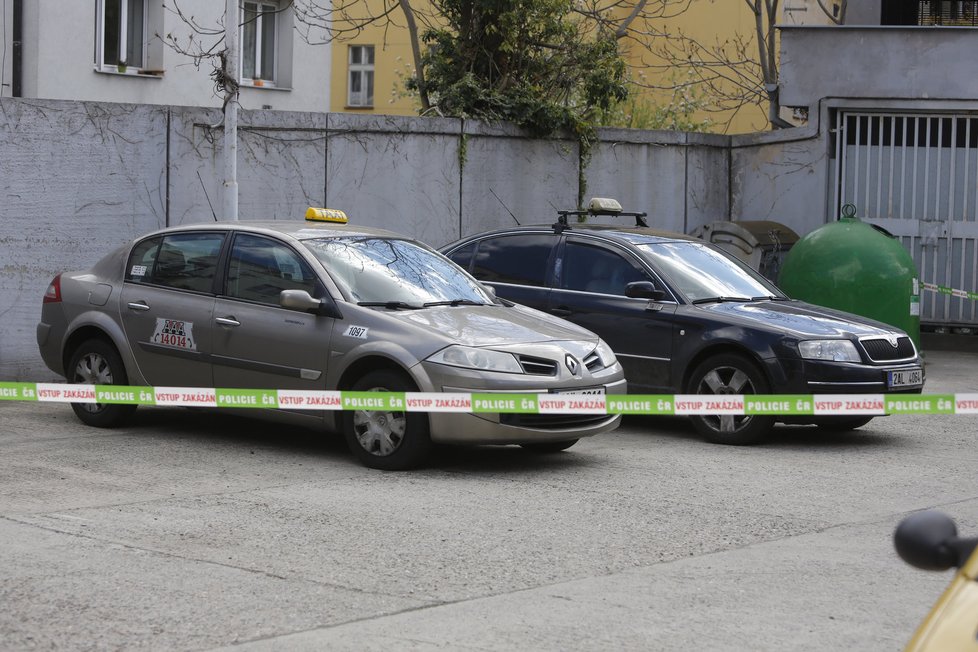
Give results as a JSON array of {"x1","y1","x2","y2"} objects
[
  {"x1": 859, "y1": 336, "x2": 916, "y2": 362},
  {"x1": 517, "y1": 354, "x2": 558, "y2": 376},
  {"x1": 500, "y1": 413, "x2": 614, "y2": 429}
]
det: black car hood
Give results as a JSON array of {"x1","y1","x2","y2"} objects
[{"x1": 698, "y1": 299, "x2": 906, "y2": 338}]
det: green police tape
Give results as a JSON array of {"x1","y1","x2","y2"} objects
[
  {"x1": 922, "y1": 281, "x2": 978, "y2": 302},
  {"x1": 0, "y1": 381, "x2": 972, "y2": 415}
]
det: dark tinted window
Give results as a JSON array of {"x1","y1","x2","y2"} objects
[
  {"x1": 126, "y1": 232, "x2": 224, "y2": 293},
  {"x1": 471, "y1": 234, "x2": 555, "y2": 287},
  {"x1": 562, "y1": 241, "x2": 650, "y2": 295},
  {"x1": 447, "y1": 242, "x2": 476, "y2": 272},
  {"x1": 227, "y1": 234, "x2": 319, "y2": 304}
]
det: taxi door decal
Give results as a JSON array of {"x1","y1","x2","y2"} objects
[{"x1": 152, "y1": 318, "x2": 197, "y2": 351}]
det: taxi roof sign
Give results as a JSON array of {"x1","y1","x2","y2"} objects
[{"x1": 305, "y1": 207, "x2": 348, "y2": 223}]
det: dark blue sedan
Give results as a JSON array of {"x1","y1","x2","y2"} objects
[{"x1": 440, "y1": 200, "x2": 924, "y2": 444}]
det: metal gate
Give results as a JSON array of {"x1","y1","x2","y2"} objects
[{"x1": 832, "y1": 111, "x2": 978, "y2": 329}]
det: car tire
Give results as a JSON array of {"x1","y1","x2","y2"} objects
[
  {"x1": 687, "y1": 353, "x2": 773, "y2": 446},
  {"x1": 67, "y1": 339, "x2": 137, "y2": 428},
  {"x1": 520, "y1": 439, "x2": 579, "y2": 453},
  {"x1": 813, "y1": 415, "x2": 874, "y2": 431},
  {"x1": 342, "y1": 369, "x2": 432, "y2": 470}
]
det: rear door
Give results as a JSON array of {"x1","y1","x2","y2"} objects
[
  {"x1": 211, "y1": 233, "x2": 336, "y2": 396},
  {"x1": 549, "y1": 237, "x2": 677, "y2": 393},
  {"x1": 119, "y1": 232, "x2": 224, "y2": 387}
]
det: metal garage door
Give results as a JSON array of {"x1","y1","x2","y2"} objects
[{"x1": 832, "y1": 111, "x2": 978, "y2": 329}]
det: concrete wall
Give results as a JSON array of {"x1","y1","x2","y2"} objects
[
  {"x1": 730, "y1": 129, "x2": 830, "y2": 236},
  {"x1": 779, "y1": 26, "x2": 978, "y2": 110},
  {"x1": 1, "y1": 96, "x2": 818, "y2": 381}
]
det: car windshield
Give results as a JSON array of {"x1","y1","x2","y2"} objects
[
  {"x1": 302, "y1": 237, "x2": 493, "y2": 307},
  {"x1": 636, "y1": 241, "x2": 785, "y2": 303}
]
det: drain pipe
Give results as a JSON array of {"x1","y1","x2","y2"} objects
[{"x1": 12, "y1": 0, "x2": 22, "y2": 96}]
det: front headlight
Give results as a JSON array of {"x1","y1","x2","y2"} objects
[
  {"x1": 798, "y1": 339, "x2": 861, "y2": 362},
  {"x1": 594, "y1": 339, "x2": 618, "y2": 368},
  {"x1": 426, "y1": 345, "x2": 524, "y2": 374}
]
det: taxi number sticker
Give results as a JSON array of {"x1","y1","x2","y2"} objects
[
  {"x1": 152, "y1": 318, "x2": 197, "y2": 350},
  {"x1": 343, "y1": 325, "x2": 369, "y2": 339},
  {"x1": 131, "y1": 265, "x2": 148, "y2": 277}
]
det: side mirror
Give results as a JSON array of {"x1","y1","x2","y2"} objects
[
  {"x1": 625, "y1": 281, "x2": 664, "y2": 301},
  {"x1": 481, "y1": 283, "x2": 498, "y2": 302},
  {"x1": 894, "y1": 510, "x2": 976, "y2": 571},
  {"x1": 280, "y1": 289, "x2": 343, "y2": 319}
]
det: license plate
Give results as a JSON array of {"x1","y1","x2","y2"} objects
[
  {"x1": 888, "y1": 368, "x2": 923, "y2": 388},
  {"x1": 553, "y1": 387, "x2": 606, "y2": 396}
]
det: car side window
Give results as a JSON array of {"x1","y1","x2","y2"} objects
[
  {"x1": 125, "y1": 237, "x2": 161, "y2": 284},
  {"x1": 226, "y1": 233, "x2": 319, "y2": 305},
  {"x1": 470, "y1": 234, "x2": 555, "y2": 287},
  {"x1": 447, "y1": 242, "x2": 476, "y2": 272},
  {"x1": 125, "y1": 233, "x2": 224, "y2": 293},
  {"x1": 562, "y1": 241, "x2": 650, "y2": 295}
]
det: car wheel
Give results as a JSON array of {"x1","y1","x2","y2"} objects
[
  {"x1": 687, "y1": 353, "x2": 773, "y2": 445},
  {"x1": 67, "y1": 339, "x2": 137, "y2": 428},
  {"x1": 342, "y1": 370, "x2": 432, "y2": 470},
  {"x1": 813, "y1": 416, "x2": 874, "y2": 431},
  {"x1": 520, "y1": 439, "x2": 579, "y2": 453}
]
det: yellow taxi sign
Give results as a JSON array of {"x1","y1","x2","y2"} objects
[{"x1": 305, "y1": 207, "x2": 348, "y2": 223}]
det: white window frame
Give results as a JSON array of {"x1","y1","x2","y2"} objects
[
  {"x1": 241, "y1": 2, "x2": 278, "y2": 85},
  {"x1": 96, "y1": 0, "x2": 147, "y2": 72},
  {"x1": 347, "y1": 45, "x2": 375, "y2": 107}
]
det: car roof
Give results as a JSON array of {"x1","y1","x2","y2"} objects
[
  {"x1": 142, "y1": 220, "x2": 407, "y2": 242},
  {"x1": 457, "y1": 223, "x2": 704, "y2": 247}
]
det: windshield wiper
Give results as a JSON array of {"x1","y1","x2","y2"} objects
[
  {"x1": 422, "y1": 299, "x2": 490, "y2": 307},
  {"x1": 357, "y1": 301, "x2": 422, "y2": 310},
  {"x1": 751, "y1": 295, "x2": 790, "y2": 301},
  {"x1": 691, "y1": 296, "x2": 752, "y2": 305}
]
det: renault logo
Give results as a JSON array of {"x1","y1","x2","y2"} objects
[{"x1": 565, "y1": 354, "x2": 580, "y2": 375}]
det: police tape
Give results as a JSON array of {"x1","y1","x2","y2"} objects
[
  {"x1": 0, "y1": 382, "x2": 975, "y2": 416},
  {"x1": 922, "y1": 281, "x2": 978, "y2": 302}
]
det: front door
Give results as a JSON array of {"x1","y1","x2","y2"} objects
[
  {"x1": 549, "y1": 238, "x2": 676, "y2": 393},
  {"x1": 211, "y1": 233, "x2": 335, "y2": 398}
]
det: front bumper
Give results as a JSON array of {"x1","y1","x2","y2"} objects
[
  {"x1": 765, "y1": 356, "x2": 926, "y2": 395},
  {"x1": 418, "y1": 360, "x2": 627, "y2": 445}
]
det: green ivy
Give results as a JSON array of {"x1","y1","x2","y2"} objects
[{"x1": 407, "y1": 0, "x2": 628, "y2": 207}]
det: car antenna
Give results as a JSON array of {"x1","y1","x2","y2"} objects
[
  {"x1": 198, "y1": 170, "x2": 219, "y2": 222},
  {"x1": 490, "y1": 187, "x2": 521, "y2": 226}
]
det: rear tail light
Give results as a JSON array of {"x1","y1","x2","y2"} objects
[{"x1": 43, "y1": 274, "x2": 62, "y2": 303}]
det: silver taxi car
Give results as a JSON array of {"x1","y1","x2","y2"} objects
[{"x1": 37, "y1": 209, "x2": 626, "y2": 469}]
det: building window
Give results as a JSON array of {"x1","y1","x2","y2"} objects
[
  {"x1": 97, "y1": 0, "x2": 146, "y2": 70},
  {"x1": 919, "y1": 0, "x2": 978, "y2": 24},
  {"x1": 348, "y1": 45, "x2": 375, "y2": 107},
  {"x1": 243, "y1": 2, "x2": 277, "y2": 83},
  {"x1": 883, "y1": 1, "x2": 978, "y2": 25}
]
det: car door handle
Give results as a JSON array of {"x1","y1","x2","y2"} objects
[
  {"x1": 550, "y1": 307, "x2": 573, "y2": 317},
  {"x1": 126, "y1": 301, "x2": 151, "y2": 312},
  {"x1": 216, "y1": 316, "x2": 240, "y2": 327}
]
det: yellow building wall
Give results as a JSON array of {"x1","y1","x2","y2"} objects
[
  {"x1": 328, "y1": 1, "x2": 434, "y2": 115},
  {"x1": 613, "y1": 1, "x2": 772, "y2": 134},
  {"x1": 329, "y1": 1, "x2": 770, "y2": 134}
]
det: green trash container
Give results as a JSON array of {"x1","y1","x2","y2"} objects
[{"x1": 778, "y1": 205, "x2": 921, "y2": 349}]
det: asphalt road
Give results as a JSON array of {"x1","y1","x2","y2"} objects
[{"x1": 2, "y1": 350, "x2": 977, "y2": 651}]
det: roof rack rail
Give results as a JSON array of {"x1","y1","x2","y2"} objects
[{"x1": 553, "y1": 197, "x2": 648, "y2": 233}]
